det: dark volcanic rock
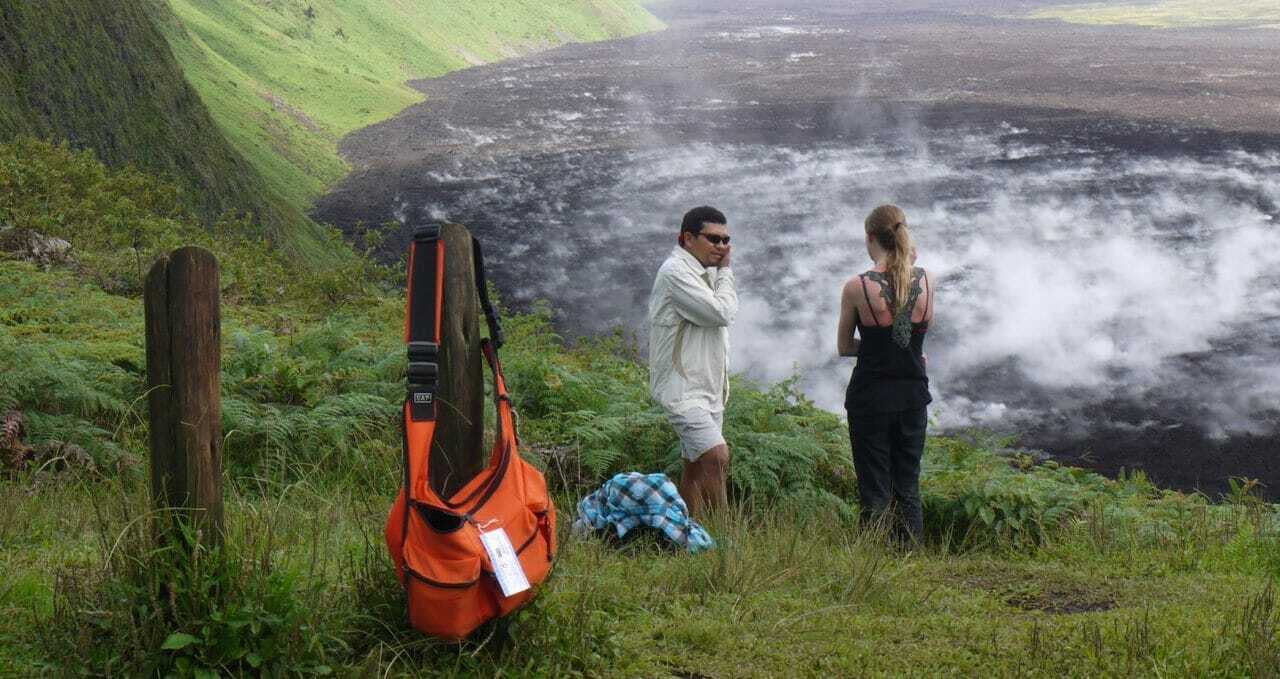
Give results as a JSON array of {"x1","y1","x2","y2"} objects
[{"x1": 313, "y1": 1, "x2": 1280, "y2": 498}]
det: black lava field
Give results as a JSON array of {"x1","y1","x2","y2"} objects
[{"x1": 315, "y1": 1, "x2": 1280, "y2": 497}]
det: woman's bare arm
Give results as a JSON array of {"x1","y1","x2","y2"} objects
[
  {"x1": 837, "y1": 277, "x2": 860, "y2": 357},
  {"x1": 924, "y1": 268, "x2": 934, "y2": 324},
  {"x1": 922, "y1": 268, "x2": 933, "y2": 366}
]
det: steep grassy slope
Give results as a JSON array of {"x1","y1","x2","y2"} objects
[
  {"x1": 152, "y1": 0, "x2": 662, "y2": 223},
  {"x1": 0, "y1": 0, "x2": 309, "y2": 245},
  {"x1": 0, "y1": 0, "x2": 659, "y2": 260}
]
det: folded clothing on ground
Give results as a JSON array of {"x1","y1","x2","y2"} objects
[{"x1": 573, "y1": 472, "x2": 715, "y2": 552}]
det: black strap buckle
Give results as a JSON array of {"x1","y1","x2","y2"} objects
[
  {"x1": 407, "y1": 361, "x2": 438, "y2": 384},
  {"x1": 413, "y1": 224, "x2": 441, "y2": 242},
  {"x1": 408, "y1": 361, "x2": 439, "y2": 421},
  {"x1": 408, "y1": 341, "x2": 439, "y2": 363}
]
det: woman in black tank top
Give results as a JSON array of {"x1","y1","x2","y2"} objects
[{"x1": 836, "y1": 204, "x2": 933, "y2": 545}]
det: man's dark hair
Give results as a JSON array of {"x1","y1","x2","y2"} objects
[{"x1": 680, "y1": 206, "x2": 726, "y2": 236}]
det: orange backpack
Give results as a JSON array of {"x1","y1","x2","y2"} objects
[{"x1": 384, "y1": 225, "x2": 556, "y2": 640}]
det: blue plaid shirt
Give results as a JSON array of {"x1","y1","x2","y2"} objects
[{"x1": 573, "y1": 472, "x2": 715, "y2": 552}]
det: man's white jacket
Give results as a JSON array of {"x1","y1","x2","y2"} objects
[{"x1": 648, "y1": 246, "x2": 738, "y2": 415}]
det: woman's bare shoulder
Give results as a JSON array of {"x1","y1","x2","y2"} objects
[
  {"x1": 919, "y1": 267, "x2": 934, "y2": 294},
  {"x1": 841, "y1": 274, "x2": 864, "y2": 296}
]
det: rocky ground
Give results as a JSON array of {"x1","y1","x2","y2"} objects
[
  {"x1": 313, "y1": 0, "x2": 1280, "y2": 497},
  {"x1": 333, "y1": 0, "x2": 1280, "y2": 174}
]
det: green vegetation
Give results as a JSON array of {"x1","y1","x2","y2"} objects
[
  {"x1": 4, "y1": 142, "x2": 1280, "y2": 675},
  {"x1": 0, "y1": 0, "x2": 660, "y2": 259},
  {"x1": 4, "y1": 1, "x2": 1278, "y2": 673},
  {"x1": 1029, "y1": 1, "x2": 1280, "y2": 29},
  {"x1": 0, "y1": 0, "x2": 309, "y2": 246},
  {"x1": 151, "y1": 0, "x2": 662, "y2": 241}
]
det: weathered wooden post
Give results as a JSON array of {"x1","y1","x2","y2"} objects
[
  {"x1": 432, "y1": 223, "x2": 486, "y2": 498},
  {"x1": 144, "y1": 246, "x2": 223, "y2": 546}
]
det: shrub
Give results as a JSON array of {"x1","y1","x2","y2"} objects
[
  {"x1": 921, "y1": 435, "x2": 1111, "y2": 548},
  {"x1": 220, "y1": 320, "x2": 401, "y2": 477}
]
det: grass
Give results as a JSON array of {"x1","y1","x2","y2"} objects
[
  {"x1": 3, "y1": 473, "x2": 1280, "y2": 676},
  {"x1": 0, "y1": 0, "x2": 309, "y2": 245},
  {"x1": 1, "y1": 0, "x2": 660, "y2": 260},
  {"x1": 5, "y1": 141, "x2": 1280, "y2": 674},
  {"x1": 151, "y1": 0, "x2": 663, "y2": 253},
  {"x1": 4, "y1": 248, "x2": 1279, "y2": 674},
  {"x1": 1028, "y1": 1, "x2": 1280, "y2": 29}
]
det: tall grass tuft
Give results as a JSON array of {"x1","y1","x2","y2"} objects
[
  {"x1": 46, "y1": 481, "x2": 340, "y2": 676},
  {"x1": 1238, "y1": 582, "x2": 1280, "y2": 676}
]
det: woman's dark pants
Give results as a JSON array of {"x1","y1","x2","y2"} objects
[{"x1": 847, "y1": 407, "x2": 927, "y2": 544}]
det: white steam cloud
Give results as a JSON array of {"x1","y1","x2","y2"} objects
[
  {"x1": 371, "y1": 14, "x2": 1280, "y2": 443},
  {"x1": 579, "y1": 132, "x2": 1280, "y2": 437}
]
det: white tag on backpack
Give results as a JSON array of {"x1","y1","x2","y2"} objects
[{"x1": 479, "y1": 527, "x2": 530, "y2": 597}]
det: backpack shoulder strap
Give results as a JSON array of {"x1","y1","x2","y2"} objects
[
  {"x1": 405, "y1": 227, "x2": 504, "y2": 420},
  {"x1": 471, "y1": 236, "x2": 504, "y2": 349},
  {"x1": 406, "y1": 225, "x2": 444, "y2": 423},
  {"x1": 446, "y1": 339, "x2": 515, "y2": 514},
  {"x1": 401, "y1": 224, "x2": 443, "y2": 541},
  {"x1": 402, "y1": 225, "x2": 518, "y2": 515}
]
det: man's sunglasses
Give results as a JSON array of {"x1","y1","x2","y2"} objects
[{"x1": 699, "y1": 233, "x2": 730, "y2": 245}]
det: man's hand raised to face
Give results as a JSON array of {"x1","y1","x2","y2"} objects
[
  {"x1": 684, "y1": 220, "x2": 731, "y2": 269},
  {"x1": 719, "y1": 244, "x2": 731, "y2": 269}
]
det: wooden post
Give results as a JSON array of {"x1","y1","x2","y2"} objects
[
  {"x1": 144, "y1": 246, "x2": 223, "y2": 546},
  {"x1": 431, "y1": 223, "x2": 485, "y2": 498}
]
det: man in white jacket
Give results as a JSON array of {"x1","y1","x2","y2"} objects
[{"x1": 648, "y1": 206, "x2": 738, "y2": 517}]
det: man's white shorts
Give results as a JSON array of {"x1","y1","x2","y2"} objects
[{"x1": 667, "y1": 407, "x2": 725, "y2": 462}]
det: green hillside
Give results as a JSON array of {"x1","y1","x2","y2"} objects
[
  {"x1": 1029, "y1": 1, "x2": 1280, "y2": 28},
  {"x1": 151, "y1": 0, "x2": 663, "y2": 230},
  {"x1": 0, "y1": 0, "x2": 660, "y2": 259},
  {"x1": 0, "y1": 0, "x2": 307, "y2": 246}
]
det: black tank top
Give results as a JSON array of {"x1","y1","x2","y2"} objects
[{"x1": 845, "y1": 267, "x2": 932, "y2": 414}]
